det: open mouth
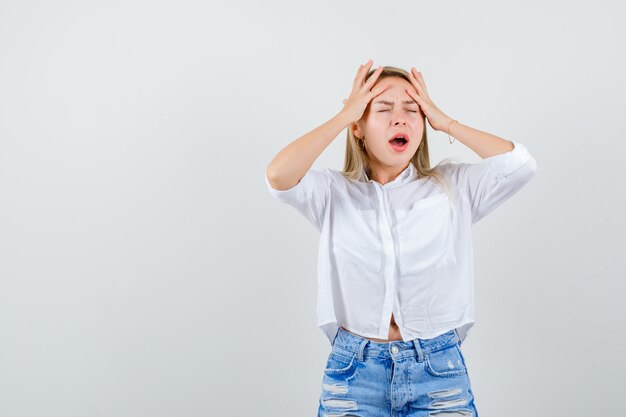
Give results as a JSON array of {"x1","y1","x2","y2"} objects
[{"x1": 388, "y1": 134, "x2": 409, "y2": 152}]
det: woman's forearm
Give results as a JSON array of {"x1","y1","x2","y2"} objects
[
  {"x1": 266, "y1": 111, "x2": 351, "y2": 191},
  {"x1": 444, "y1": 119, "x2": 515, "y2": 159}
]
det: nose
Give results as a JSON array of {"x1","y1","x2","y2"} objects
[{"x1": 391, "y1": 109, "x2": 407, "y2": 126}]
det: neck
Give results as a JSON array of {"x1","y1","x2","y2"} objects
[{"x1": 368, "y1": 162, "x2": 409, "y2": 185}]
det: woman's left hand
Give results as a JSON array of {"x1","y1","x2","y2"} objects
[{"x1": 405, "y1": 67, "x2": 453, "y2": 133}]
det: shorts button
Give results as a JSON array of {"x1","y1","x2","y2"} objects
[{"x1": 391, "y1": 345, "x2": 399, "y2": 354}]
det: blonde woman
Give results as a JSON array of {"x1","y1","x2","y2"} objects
[{"x1": 265, "y1": 59, "x2": 537, "y2": 417}]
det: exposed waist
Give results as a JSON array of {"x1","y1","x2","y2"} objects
[{"x1": 340, "y1": 325, "x2": 403, "y2": 343}]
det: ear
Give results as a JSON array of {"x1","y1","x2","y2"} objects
[{"x1": 351, "y1": 123, "x2": 362, "y2": 139}]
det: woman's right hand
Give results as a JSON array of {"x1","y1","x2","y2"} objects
[{"x1": 339, "y1": 60, "x2": 390, "y2": 125}]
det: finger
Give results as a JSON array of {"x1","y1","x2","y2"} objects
[
  {"x1": 362, "y1": 65, "x2": 384, "y2": 92},
  {"x1": 352, "y1": 65, "x2": 364, "y2": 90},
  {"x1": 408, "y1": 69, "x2": 427, "y2": 97},
  {"x1": 416, "y1": 70, "x2": 427, "y2": 85},
  {"x1": 418, "y1": 73, "x2": 429, "y2": 95},
  {"x1": 367, "y1": 82, "x2": 391, "y2": 101},
  {"x1": 358, "y1": 60, "x2": 375, "y2": 87},
  {"x1": 411, "y1": 67, "x2": 429, "y2": 95},
  {"x1": 409, "y1": 67, "x2": 425, "y2": 90},
  {"x1": 406, "y1": 90, "x2": 426, "y2": 117},
  {"x1": 352, "y1": 60, "x2": 373, "y2": 92},
  {"x1": 405, "y1": 87, "x2": 424, "y2": 107}
]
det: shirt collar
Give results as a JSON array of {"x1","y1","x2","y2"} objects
[{"x1": 368, "y1": 162, "x2": 416, "y2": 187}]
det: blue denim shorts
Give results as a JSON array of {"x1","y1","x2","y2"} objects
[{"x1": 317, "y1": 327, "x2": 479, "y2": 417}]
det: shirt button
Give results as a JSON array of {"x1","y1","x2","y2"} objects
[{"x1": 391, "y1": 345, "x2": 399, "y2": 354}]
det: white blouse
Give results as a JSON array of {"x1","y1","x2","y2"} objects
[{"x1": 265, "y1": 140, "x2": 538, "y2": 345}]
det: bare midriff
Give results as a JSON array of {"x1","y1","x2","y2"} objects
[{"x1": 340, "y1": 313, "x2": 403, "y2": 342}]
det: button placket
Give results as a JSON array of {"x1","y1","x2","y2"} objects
[{"x1": 373, "y1": 183, "x2": 397, "y2": 338}]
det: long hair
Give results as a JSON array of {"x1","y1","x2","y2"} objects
[{"x1": 341, "y1": 65, "x2": 457, "y2": 212}]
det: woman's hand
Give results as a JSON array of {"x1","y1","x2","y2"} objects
[
  {"x1": 339, "y1": 60, "x2": 391, "y2": 125},
  {"x1": 405, "y1": 67, "x2": 454, "y2": 133}
]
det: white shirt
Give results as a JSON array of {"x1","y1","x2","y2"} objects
[{"x1": 265, "y1": 140, "x2": 538, "y2": 345}]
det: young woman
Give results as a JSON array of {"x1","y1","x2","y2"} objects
[{"x1": 265, "y1": 59, "x2": 537, "y2": 417}]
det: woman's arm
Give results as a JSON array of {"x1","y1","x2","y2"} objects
[
  {"x1": 444, "y1": 119, "x2": 515, "y2": 159},
  {"x1": 403, "y1": 68, "x2": 515, "y2": 158},
  {"x1": 265, "y1": 111, "x2": 351, "y2": 191},
  {"x1": 267, "y1": 61, "x2": 388, "y2": 190}
]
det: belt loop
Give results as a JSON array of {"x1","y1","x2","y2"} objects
[
  {"x1": 357, "y1": 338, "x2": 368, "y2": 362},
  {"x1": 412, "y1": 338, "x2": 424, "y2": 362}
]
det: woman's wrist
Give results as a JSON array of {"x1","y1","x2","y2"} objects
[
  {"x1": 437, "y1": 117, "x2": 455, "y2": 133},
  {"x1": 335, "y1": 110, "x2": 356, "y2": 129}
]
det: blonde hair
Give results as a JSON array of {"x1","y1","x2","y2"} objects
[{"x1": 341, "y1": 65, "x2": 458, "y2": 215}]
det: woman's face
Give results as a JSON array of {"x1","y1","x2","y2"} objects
[{"x1": 353, "y1": 76, "x2": 424, "y2": 168}]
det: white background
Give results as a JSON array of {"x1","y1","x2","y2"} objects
[{"x1": 1, "y1": 1, "x2": 624, "y2": 416}]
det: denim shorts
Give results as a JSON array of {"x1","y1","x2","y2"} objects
[{"x1": 317, "y1": 327, "x2": 479, "y2": 417}]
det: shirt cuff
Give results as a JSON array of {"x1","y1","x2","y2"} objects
[
  {"x1": 265, "y1": 169, "x2": 304, "y2": 202},
  {"x1": 484, "y1": 140, "x2": 533, "y2": 178}
]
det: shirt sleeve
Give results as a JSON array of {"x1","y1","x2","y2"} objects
[
  {"x1": 441, "y1": 140, "x2": 538, "y2": 224},
  {"x1": 264, "y1": 166, "x2": 333, "y2": 230}
]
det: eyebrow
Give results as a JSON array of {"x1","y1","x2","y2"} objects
[{"x1": 373, "y1": 100, "x2": 418, "y2": 106}]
